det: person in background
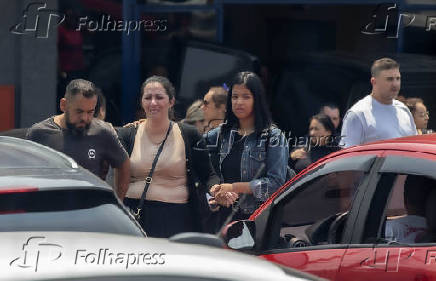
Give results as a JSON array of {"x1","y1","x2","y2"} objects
[
  {"x1": 416, "y1": 188, "x2": 436, "y2": 243},
  {"x1": 205, "y1": 71, "x2": 288, "y2": 225},
  {"x1": 118, "y1": 76, "x2": 219, "y2": 237},
  {"x1": 340, "y1": 58, "x2": 417, "y2": 148},
  {"x1": 94, "y1": 88, "x2": 107, "y2": 121},
  {"x1": 319, "y1": 103, "x2": 341, "y2": 132},
  {"x1": 182, "y1": 100, "x2": 206, "y2": 134},
  {"x1": 404, "y1": 98, "x2": 430, "y2": 135},
  {"x1": 290, "y1": 114, "x2": 340, "y2": 174},
  {"x1": 201, "y1": 86, "x2": 227, "y2": 133},
  {"x1": 385, "y1": 175, "x2": 431, "y2": 243}
]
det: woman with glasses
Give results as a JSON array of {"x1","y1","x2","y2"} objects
[
  {"x1": 404, "y1": 98, "x2": 431, "y2": 134},
  {"x1": 204, "y1": 72, "x2": 288, "y2": 226}
]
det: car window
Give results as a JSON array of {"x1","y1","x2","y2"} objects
[
  {"x1": 275, "y1": 170, "x2": 365, "y2": 248},
  {"x1": 380, "y1": 156, "x2": 436, "y2": 176},
  {"x1": 275, "y1": 154, "x2": 375, "y2": 202},
  {"x1": 365, "y1": 174, "x2": 436, "y2": 244},
  {"x1": 0, "y1": 190, "x2": 143, "y2": 236}
]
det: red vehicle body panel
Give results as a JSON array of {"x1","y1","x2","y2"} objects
[
  {"x1": 338, "y1": 246, "x2": 436, "y2": 281},
  {"x1": 261, "y1": 249, "x2": 346, "y2": 280},
  {"x1": 241, "y1": 135, "x2": 436, "y2": 281}
]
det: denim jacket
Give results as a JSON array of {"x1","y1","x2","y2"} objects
[{"x1": 204, "y1": 125, "x2": 289, "y2": 215}]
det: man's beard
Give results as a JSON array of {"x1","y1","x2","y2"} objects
[{"x1": 65, "y1": 112, "x2": 90, "y2": 136}]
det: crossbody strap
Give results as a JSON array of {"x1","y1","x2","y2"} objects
[{"x1": 133, "y1": 121, "x2": 173, "y2": 219}]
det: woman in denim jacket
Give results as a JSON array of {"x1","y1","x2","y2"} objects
[{"x1": 205, "y1": 71, "x2": 288, "y2": 221}]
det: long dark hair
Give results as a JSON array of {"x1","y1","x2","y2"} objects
[
  {"x1": 310, "y1": 113, "x2": 335, "y2": 135},
  {"x1": 223, "y1": 71, "x2": 272, "y2": 135}
]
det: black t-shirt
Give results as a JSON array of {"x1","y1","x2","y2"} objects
[
  {"x1": 221, "y1": 133, "x2": 245, "y2": 183},
  {"x1": 26, "y1": 117, "x2": 128, "y2": 178}
]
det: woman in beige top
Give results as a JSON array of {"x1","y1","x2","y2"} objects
[{"x1": 118, "y1": 76, "x2": 219, "y2": 237}]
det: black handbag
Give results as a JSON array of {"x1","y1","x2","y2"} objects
[{"x1": 131, "y1": 122, "x2": 173, "y2": 220}]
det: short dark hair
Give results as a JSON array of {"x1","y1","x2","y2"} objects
[
  {"x1": 209, "y1": 86, "x2": 228, "y2": 109},
  {"x1": 371, "y1": 58, "x2": 400, "y2": 77},
  {"x1": 140, "y1": 75, "x2": 176, "y2": 120},
  {"x1": 320, "y1": 103, "x2": 339, "y2": 113},
  {"x1": 404, "y1": 97, "x2": 424, "y2": 115},
  {"x1": 310, "y1": 113, "x2": 335, "y2": 135},
  {"x1": 65, "y1": 79, "x2": 96, "y2": 100},
  {"x1": 223, "y1": 71, "x2": 272, "y2": 134}
]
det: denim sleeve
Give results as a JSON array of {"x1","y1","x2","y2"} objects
[
  {"x1": 249, "y1": 129, "x2": 289, "y2": 201},
  {"x1": 203, "y1": 127, "x2": 220, "y2": 149},
  {"x1": 203, "y1": 127, "x2": 222, "y2": 181}
]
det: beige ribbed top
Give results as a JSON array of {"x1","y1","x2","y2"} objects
[{"x1": 126, "y1": 122, "x2": 188, "y2": 203}]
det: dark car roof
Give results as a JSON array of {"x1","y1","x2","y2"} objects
[{"x1": 0, "y1": 136, "x2": 112, "y2": 192}]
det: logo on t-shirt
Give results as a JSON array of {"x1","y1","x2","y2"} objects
[{"x1": 88, "y1": 149, "x2": 96, "y2": 159}]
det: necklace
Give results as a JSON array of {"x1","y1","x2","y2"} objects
[{"x1": 238, "y1": 128, "x2": 254, "y2": 137}]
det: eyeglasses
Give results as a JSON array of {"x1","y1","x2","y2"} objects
[{"x1": 416, "y1": 111, "x2": 430, "y2": 118}]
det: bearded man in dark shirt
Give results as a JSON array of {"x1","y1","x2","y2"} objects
[{"x1": 27, "y1": 79, "x2": 130, "y2": 199}]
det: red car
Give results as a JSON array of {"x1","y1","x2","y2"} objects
[{"x1": 223, "y1": 134, "x2": 436, "y2": 281}]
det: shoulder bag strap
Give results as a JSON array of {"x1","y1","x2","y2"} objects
[{"x1": 133, "y1": 121, "x2": 173, "y2": 219}]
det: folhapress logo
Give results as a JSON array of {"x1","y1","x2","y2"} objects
[
  {"x1": 10, "y1": 236, "x2": 63, "y2": 272},
  {"x1": 362, "y1": 4, "x2": 435, "y2": 38},
  {"x1": 10, "y1": 2, "x2": 65, "y2": 38},
  {"x1": 361, "y1": 4, "x2": 415, "y2": 38}
]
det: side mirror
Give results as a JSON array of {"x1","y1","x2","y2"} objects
[
  {"x1": 223, "y1": 220, "x2": 256, "y2": 250},
  {"x1": 169, "y1": 232, "x2": 225, "y2": 248}
]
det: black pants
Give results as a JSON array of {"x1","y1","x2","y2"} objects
[{"x1": 124, "y1": 198, "x2": 195, "y2": 238}]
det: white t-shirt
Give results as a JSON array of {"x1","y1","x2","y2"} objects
[
  {"x1": 385, "y1": 215, "x2": 427, "y2": 243},
  {"x1": 340, "y1": 95, "x2": 417, "y2": 148}
]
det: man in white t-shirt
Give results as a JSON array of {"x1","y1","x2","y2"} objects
[{"x1": 340, "y1": 58, "x2": 417, "y2": 148}]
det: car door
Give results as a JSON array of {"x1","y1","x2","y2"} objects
[
  {"x1": 337, "y1": 152, "x2": 436, "y2": 281},
  {"x1": 256, "y1": 152, "x2": 380, "y2": 281}
]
